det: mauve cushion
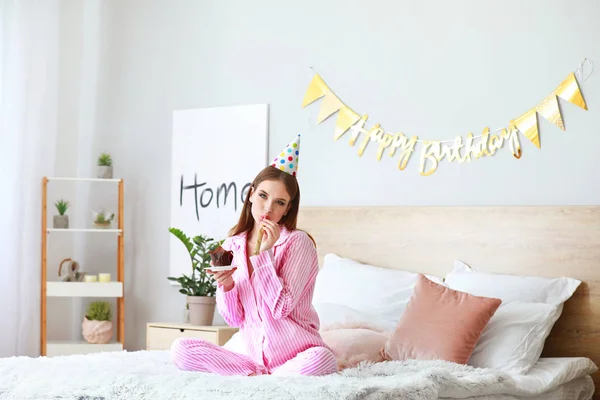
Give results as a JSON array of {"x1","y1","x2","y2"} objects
[
  {"x1": 321, "y1": 327, "x2": 388, "y2": 370},
  {"x1": 383, "y1": 274, "x2": 501, "y2": 365}
]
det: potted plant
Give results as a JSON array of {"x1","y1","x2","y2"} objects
[
  {"x1": 97, "y1": 153, "x2": 113, "y2": 179},
  {"x1": 167, "y1": 228, "x2": 221, "y2": 326},
  {"x1": 53, "y1": 199, "x2": 70, "y2": 229},
  {"x1": 82, "y1": 300, "x2": 113, "y2": 344},
  {"x1": 93, "y1": 210, "x2": 115, "y2": 229}
]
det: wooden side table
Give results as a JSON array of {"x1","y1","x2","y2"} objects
[{"x1": 146, "y1": 322, "x2": 238, "y2": 350}]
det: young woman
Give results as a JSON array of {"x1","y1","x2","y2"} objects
[{"x1": 170, "y1": 135, "x2": 337, "y2": 377}]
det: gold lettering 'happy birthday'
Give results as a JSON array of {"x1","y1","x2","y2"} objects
[
  {"x1": 301, "y1": 70, "x2": 588, "y2": 176},
  {"x1": 342, "y1": 118, "x2": 522, "y2": 176},
  {"x1": 418, "y1": 127, "x2": 522, "y2": 176},
  {"x1": 346, "y1": 116, "x2": 418, "y2": 171}
]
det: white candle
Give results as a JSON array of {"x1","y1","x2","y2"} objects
[
  {"x1": 84, "y1": 275, "x2": 98, "y2": 283},
  {"x1": 98, "y1": 273, "x2": 111, "y2": 283}
]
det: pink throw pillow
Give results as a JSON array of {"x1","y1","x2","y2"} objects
[
  {"x1": 321, "y1": 328, "x2": 388, "y2": 370},
  {"x1": 382, "y1": 274, "x2": 501, "y2": 365}
]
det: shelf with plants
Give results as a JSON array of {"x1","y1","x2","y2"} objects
[
  {"x1": 41, "y1": 152, "x2": 125, "y2": 357},
  {"x1": 47, "y1": 198, "x2": 118, "y2": 233},
  {"x1": 47, "y1": 301, "x2": 122, "y2": 356}
]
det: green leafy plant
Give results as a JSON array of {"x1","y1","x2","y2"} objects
[
  {"x1": 54, "y1": 199, "x2": 70, "y2": 216},
  {"x1": 94, "y1": 211, "x2": 115, "y2": 225},
  {"x1": 86, "y1": 301, "x2": 112, "y2": 321},
  {"x1": 167, "y1": 228, "x2": 223, "y2": 297},
  {"x1": 97, "y1": 153, "x2": 112, "y2": 167}
]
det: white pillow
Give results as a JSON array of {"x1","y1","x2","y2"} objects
[
  {"x1": 468, "y1": 301, "x2": 561, "y2": 374},
  {"x1": 313, "y1": 253, "x2": 444, "y2": 331},
  {"x1": 446, "y1": 260, "x2": 580, "y2": 306},
  {"x1": 314, "y1": 302, "x2": 394, "y2": 332},
  {"x1": 445, "y1": 260, "x2": 580, "y2": 374}
]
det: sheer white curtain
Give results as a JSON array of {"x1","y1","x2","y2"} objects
[{"x1": 0, "y1": 0, "x2": 60, "y2": 357}]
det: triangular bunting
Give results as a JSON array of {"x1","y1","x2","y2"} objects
[
  {"x1": 554, "y1": 72, "x2": 587, "y2": 110},
  {"x1": 302, "y1": 61, "x2": 591, "y2": 176},
  {"x1": 511, "y1": 108, "x2": 540, "y2": 148},
  {"x1": 536, "y1": 94, "x2": 565, "y2": 130},
  {"x1": 334, "y1": 107, "x2": 361, "y2": 140},
  {"x1": 302, "y1": 74, "x2": 329, "y2": 107},
  {"x1": 316, "y1": 92, "x2": 344, "y2": 123}
]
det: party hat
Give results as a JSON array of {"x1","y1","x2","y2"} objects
[{"x1": 270, "y1": 134, "x2": 301, "y2": 177}]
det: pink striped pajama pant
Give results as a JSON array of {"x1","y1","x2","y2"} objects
[{"x1": 170, "y1": 337, "x2": 338, "y2": 376}]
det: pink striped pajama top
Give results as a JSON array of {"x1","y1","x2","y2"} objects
[{"x1": 216, "y1": 227, "x2": 331, "y2": 371}]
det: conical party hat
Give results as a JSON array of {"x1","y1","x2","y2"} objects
[{"x1": 270, "y1": 134, "x2": 301, "y2": 177}]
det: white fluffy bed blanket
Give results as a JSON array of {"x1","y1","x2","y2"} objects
[{"x1": 0, "y1": 350, "x2": 595, "y2": 400}]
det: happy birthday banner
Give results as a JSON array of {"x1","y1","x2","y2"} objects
[{"x1": 302, "y1": 65, "x2": 589, "y2": 176}]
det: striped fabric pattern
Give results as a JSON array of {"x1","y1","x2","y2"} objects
[
  {"x1": 170, "y1": 338, "x2": 337, "y2": 376},
  {"x1": 170, "y1": 227, "x2": 338, "y2": 376}
]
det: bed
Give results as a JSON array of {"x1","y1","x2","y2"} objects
[
  {"x1": 0, "y1": 206, "x2": 598, "y2": 400},
  {"x1": 299, "y1": 205, "x2": 600, "y2": 400}
]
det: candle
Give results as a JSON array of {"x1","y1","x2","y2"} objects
[
  {"x1": 98, "y1": 273, "x2": 111, "y2": 283},
  {"x1": 84, "y1": 275, "x2": 98, "y2": 283}
]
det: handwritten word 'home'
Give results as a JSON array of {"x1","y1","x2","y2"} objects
[{"x1": 180, "y1": 174, "x2": 251, "y2": 221}]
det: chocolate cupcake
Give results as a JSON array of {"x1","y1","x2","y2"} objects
[{"x1": 209, "y1": 246, "x2": 234, "y2": 266}]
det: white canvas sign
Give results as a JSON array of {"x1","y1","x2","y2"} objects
[{"x1": 169, "y1": 104, "x2": 269, "y2": 278}]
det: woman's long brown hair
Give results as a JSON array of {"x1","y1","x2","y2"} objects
[{"x1": 228, "y1": 166, "x2": 315, "y2": 245}]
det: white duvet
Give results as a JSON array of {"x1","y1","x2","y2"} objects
[{"x1": 0, "y1": 350, "x2": 596, "y2": 400}]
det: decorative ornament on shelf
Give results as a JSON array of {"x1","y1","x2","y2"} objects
[
  {"x1": 58, "y1": 258, "x2": 86, "y2": 282},
  {"x1": 97, "y1": 153, "x2": 113, "y2": 179},
  {"x1": 93, "y1": 210, "x2": 115, "y2": 229},
  {"x1": 53, "y1": 199, "x2": 70, "y2": 229},
  {"x1": 82, "y1": 300, "x2": 113, "y2": 344},
  {"x1": 302, "y1": 59, "x2": 593, "y2": 176},
  {"x1": 167, "y1": 227, "x2": 221, "y2": 326}
]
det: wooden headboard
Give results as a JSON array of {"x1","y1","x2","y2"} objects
[{"x1": 298, "y1": 206, "x2": 600, "y2": 396}]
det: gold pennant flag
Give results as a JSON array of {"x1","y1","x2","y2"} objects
[
  {"x1": 302, "y1": 74, "x2": 329, "y2": 107},
  {"x1": 317, "y1": 92, "x2": 344, "y2": 123},
  {"x1": 536, "y1": 94, "x2": 565, "y2": 130},
  {"x1": 512, "y1": 71, "x2": 587, "y2": 148},
  {"x1": 303, "y1": 73, "x2": 362, "y2": 138},
  {"x1": 512, "y1": 108, "x2": 540, "y2": 148},
  {"x1": 334, "y1": 106, "x2": 361, "y2": 140},
  {"x1": 554, "y1": 72, "x2": 587, "y2": 110}
]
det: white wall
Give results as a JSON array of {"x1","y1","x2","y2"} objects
[
  {"x1": 90, "y1": 0, "x2": 600, "y2": 350},
  {"x1": 47, "y1": 0, "x2": 113, "y2": 343}
]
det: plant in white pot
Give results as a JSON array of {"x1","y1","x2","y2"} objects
[
  {"x1": 167, "y1": 228, "x2": 221, "y2": 326},
  {"x1": 53, "y1": 199, "x2": 70, "y2": 229},
  {"x1": 97, "y1": 153, "x2": 113, "y2": 179},
  {"x1": 82, "y1": 300, "x2": 113, "y2": 344}
]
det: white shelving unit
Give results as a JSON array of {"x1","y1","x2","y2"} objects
[
  {"x1": 41, "y1": 176, "x2": 125, "y2": 357},
  {"x1": 46, "y1": 282, "x2": 124, "y2": 297}
]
